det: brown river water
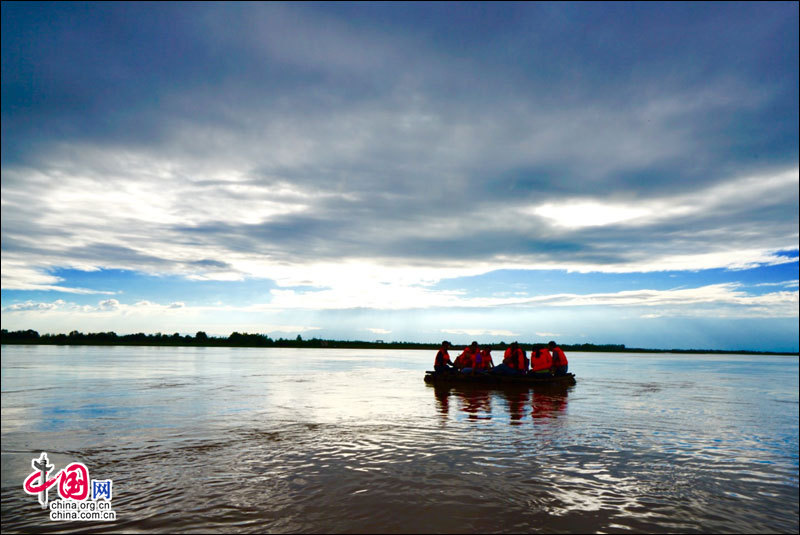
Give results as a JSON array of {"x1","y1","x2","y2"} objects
[{"x1": 1, "y1": 346, "x2": 798, "y2": 533}]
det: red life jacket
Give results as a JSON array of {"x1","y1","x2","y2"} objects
[
  {"x1": 531, "y1": 348, "x2": 553, "y2": 372},
  {"x1": 464, "y1": 347, "x2": 478, "y2": 368},
  {"x1": 502, "y1": 347, "x2": 515, "y2": 368},
  {"x1": 434, "y1": 349, "x2": 451, "y2": 367},
  {"x1": 456, "y1": 348, "x2": 477, "y2": 369},
  {"x1": 551, "y1": 346, "x2": 568, "y2": 366},
  {"x1": 476, "y1": 350, "x2": 493, "y2": 370},
  {"x1": 503, "y1": 347, "x2": 526, "y2": 370}
]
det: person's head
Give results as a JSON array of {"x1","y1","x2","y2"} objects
[
  {"x1": 470, "y1": 341, "x2": 478, "y2": 348},
  {"x1": 484, "y1": 347, "x2": 491, "y2": 353},
  {"x1": 441, "y1": 340, "x2": 451, "y2": 348},
  {"x1": 511, "y1": 341, "x2": 519, "y2": 349},
  {"x1": 548, "y1": 341, "x2": 557, "y2": 349}
]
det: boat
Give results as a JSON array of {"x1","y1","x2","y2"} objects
[{"x1": 424, "y1": 370, "x2": 576, "y2": 386}]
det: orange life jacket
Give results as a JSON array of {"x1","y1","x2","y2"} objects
[
  {"x1": 502, "y1": 347, "x2": 515, "y2": 367},
  {"x1": 531, "y1": 348, "x2": 553, "y2": 372},
  {"x1": 456, "y1": 347, "x2": 477, "y2": 369},
  {"x1": 476, "y1": 350, "x2": 493, "y2": 370},
  {"x1": 434, "y1": 349, "x2": 451, "y2": 367},
  {"x1": 503, "y1": 347, "x2": 526, "y2": 370},
  {"x1": 551, "y1": 346, "x2": 568, "y2": 366}
]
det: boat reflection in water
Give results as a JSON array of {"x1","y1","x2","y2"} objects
[{"x1": 431, "y1": 382, "x2": 571, "y2": 423}]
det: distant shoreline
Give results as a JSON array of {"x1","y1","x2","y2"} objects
[{"x1": 1, "y1": 329, "x2": 796, "y2": 356}]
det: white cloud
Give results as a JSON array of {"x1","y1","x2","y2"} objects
[
  {"x1": 3, "y1": 300, "x2": 65, "y2": 312},
  {"x1": 0, "y1": 260, "x2": 116, "y2": 294},
  {"x1": 754, "y1": 280, "x2": 799, "y2": 288},
  {"x1": 3, "y1": 278, "x2": 797, "y2": 327},
  {"x1": 442, "y1": 328, "x2": 520, "y2": 337},
  {"x1": 366, "y1": 328, "x2": 392, "y2": 335},
  {"x1": 258, "y1": 274, "x2": 799, "y2": 319},
  {"x1": 531, "y1": 202, "x2": 653, "y2": 228},
  {"x1": 529, "y1": 168, "x2": 799, "y2": 230},
  {"x1": 523, "y1": 284, "x2": 799, "y2": 319}
]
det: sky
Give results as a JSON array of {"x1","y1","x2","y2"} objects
[{"x1": 1, "y1": 2, "x2": 798, "y2": 352}]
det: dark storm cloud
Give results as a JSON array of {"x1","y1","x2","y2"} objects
[{"x1": 5, "y1": 3, "x2": 796, "y2": 170}]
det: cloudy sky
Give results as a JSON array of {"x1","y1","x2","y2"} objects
[{"x1": 2, "y1": 2, "x2": 798, "y2": 351}]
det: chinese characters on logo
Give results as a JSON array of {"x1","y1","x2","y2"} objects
[{"x1": 23, "y1": 452, "x2": 116, "y2": 522}]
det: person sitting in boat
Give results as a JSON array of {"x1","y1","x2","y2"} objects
[
  {"x1": 529, "y1": 344, "x2": 554, "y2": 376},
  {"x1": 493, "y1": 341, "x2": 526, "y2": 375},
  {"x1": 508, "y1": 342, "x2": 529, "y2": 373},
  {"x1": 434, "y1": 340, "x2": 454, "y2": 373},
  {"x1": 548, "y1": 341, "x2": 569, "y2": 376},
  {"x1": 455, "y1": 341, "x2": 480, "y2": 373},
  {"x1": 475, "y1": 347, "x2": 494, "y2": 372}
]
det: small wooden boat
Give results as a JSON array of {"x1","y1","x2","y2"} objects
[{"x1": 424, "y1": 370, "x2": 576, "y2": 386}]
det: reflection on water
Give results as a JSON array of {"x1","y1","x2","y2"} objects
[
  {"x1": 1, "y1": 346, "x2": 798, "y2": 533},
  {"x1": 432, "y1": 384, "x2": 571, "y2": 424}
]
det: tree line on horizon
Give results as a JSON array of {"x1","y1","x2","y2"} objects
[
  {"x1": 2, "y1": 328, "x2": 625, "y2": 350},
  {"x1": 0, "y1": 329, "x2": 793, "y2": 355}
]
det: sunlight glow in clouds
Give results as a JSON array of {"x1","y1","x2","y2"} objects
[
  {"x1": 532, "y1": 202, "x2": 652, "y2": 228},
  {"x1": 531, "y1": 168, "x2": 799, "y2": 230}
]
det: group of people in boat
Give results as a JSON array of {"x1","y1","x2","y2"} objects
[{"x1": 433, "y1": 340, "x2": 569, "y2": 377}]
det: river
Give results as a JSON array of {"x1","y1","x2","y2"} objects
[{"x1": 1, "y1": 345, "x2": 797, "y2": 533}]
